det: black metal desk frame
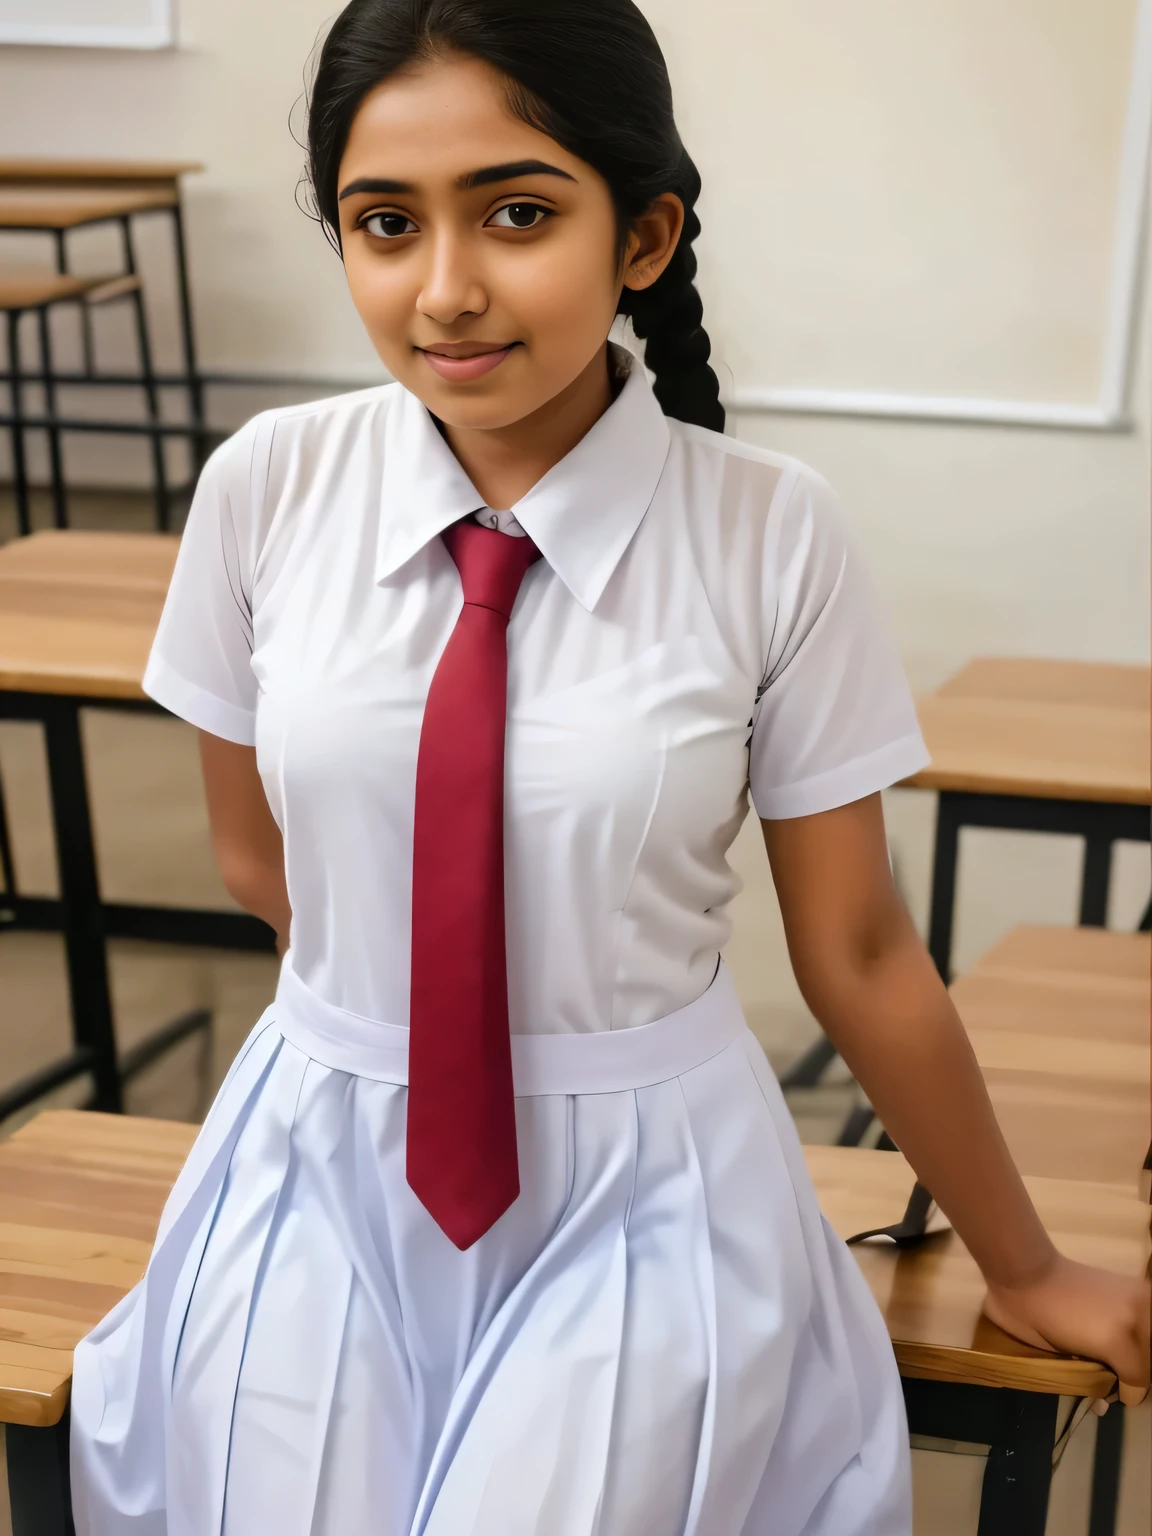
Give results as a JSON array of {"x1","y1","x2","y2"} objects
[
  {"x1": 0, "y1": 690, "x2": 273, "y2": 1125},
  {"x1": 903, "y1": 1376, "x2": 1124, "y2": 1536},
  {"x1": 926, "y1": 789, "x2": 1151, "y2": 982}
]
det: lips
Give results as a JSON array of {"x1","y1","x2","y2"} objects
[{"x1": 418, "y1": 342, "x2": 519, "y2": 382}]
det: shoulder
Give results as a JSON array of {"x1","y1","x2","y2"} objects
[
  {"x1": 664, "y1": 418, "x2": 850, "y2": 562},
  {"x1": 202, "y1": 381, "x2": 402, "y2": 497}
]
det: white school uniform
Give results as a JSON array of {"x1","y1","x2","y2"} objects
[{"x1": 70, "y1": 345, "x2": 929, "y2": 1536}]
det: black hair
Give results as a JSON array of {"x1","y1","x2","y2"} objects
[{"x1": 306, "y1": 0, "x2": 725, "y2": 432}]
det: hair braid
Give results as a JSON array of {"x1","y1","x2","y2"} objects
[{"x1": 617, "y1": 155, "x2": 724, "y2": 433}]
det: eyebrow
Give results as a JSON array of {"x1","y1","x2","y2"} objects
[{"x1": 338, "y1": 159, "x2": 577, "y2": 200}]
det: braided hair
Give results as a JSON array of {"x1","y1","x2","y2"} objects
[{"x1": 307, "y1": 0, "x2": 726, "y2": 433}]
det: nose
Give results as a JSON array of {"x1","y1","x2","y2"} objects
[{"x1": 416, "y1": 228, "x2": 488, "y2": 326}]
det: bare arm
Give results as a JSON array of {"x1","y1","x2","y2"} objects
[
  {"x1": 762, "y1": 794, "x2": 1149, "y2": 1405},
  {"x1": 199, "y1": 731, "x2": 291, "y2": 954}
]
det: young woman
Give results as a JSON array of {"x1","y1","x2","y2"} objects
[{"x1": 71, "y1": 2, "x2": 1149, "y2": 1532}]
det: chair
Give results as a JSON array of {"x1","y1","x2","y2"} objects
[{"x1": 2, "y1": 269, "x2": 171, "y2": 535}]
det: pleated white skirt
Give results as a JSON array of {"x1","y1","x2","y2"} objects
[{"x1": 71, "y1": 962, "x2": 911, "y2": 1536}]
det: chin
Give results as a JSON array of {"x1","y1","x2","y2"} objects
[
  {"x1": 395, "y1": 372, "x2": 544, "y2": 431},
  {"x1": 431, "y1": 394, "x2": 541, "y2": 431}
]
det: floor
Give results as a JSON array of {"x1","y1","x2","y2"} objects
[{"x1": 1, "y1": 487, "x2": 1148, "y2": 1534}]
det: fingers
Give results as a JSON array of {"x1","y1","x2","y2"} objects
[{"x1": 1118, "y1": 1381, "x2": 1150, "y2": 1409}]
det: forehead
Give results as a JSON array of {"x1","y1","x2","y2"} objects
[{"x1": 339, "y1": 54, "x2": 584, "y2": 185}]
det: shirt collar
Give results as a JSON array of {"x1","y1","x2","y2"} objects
[{"x1": 376, "y1": 344, "x2": 671, "y2": 611}]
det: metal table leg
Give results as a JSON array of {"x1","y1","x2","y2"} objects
[
  {"x1": 35, "y1": 304, "x2": 68, "y2": 530},
  {"x1": 1079, "y1": 838, "x2": 1114, "y2": 927},
  {"x1": 55, "y1": 227, "x2": 95, "y2": 379},
  {"x1": 977, "y1": 1390, "x2": 1059, "y2": 1536},
  {"x1": 1088, "y1": 1404, "x2": 1124, "y2": 1536},
  {"x1": 120, "y1": 217, "x2": 171, "y2": 531},
  {"x1": 41, "y1": 698, "x2": 122, "y2": 1113},
  {"x1": 5, "y1": 309, "x2": 32, "y2": 537},
  {"x1": 0, "y1": 765, "x2": 17, "y2": 912},
  {"x1": 926, "y1": 791, "x2": 963, "y2": 981},
  {"x1": 904, "y1": 1378, "x2": 1059, "y2": 1536},
  {"x1": 169, "y1": 200, "x2": 208, "y2": 474},
  {"x1": 6, "y1": 1411, "x2": 75, "y2": 1536}
]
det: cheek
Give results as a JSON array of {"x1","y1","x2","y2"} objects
[
  {"x1": 342, "y1": 249, "x2": 409, "y2": 337},
  {"x1": 509, "y1": 237, "x2": 619, "y2": 334}
]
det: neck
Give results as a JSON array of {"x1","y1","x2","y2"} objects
[{"x1": 439, "y1": 343, "x2": 614, "y2": 512}]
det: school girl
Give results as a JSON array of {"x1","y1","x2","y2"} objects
[{"x1": 70, "y1": 2, "x2": 1149, "y2": 1532}]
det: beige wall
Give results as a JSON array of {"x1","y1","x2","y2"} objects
[
  {"x1": 2, "y1": 0, "x2": 1146, "y2": 670},
  {"x1": 2, "y1": 0, "x2": 1148, "y2": 1006}
]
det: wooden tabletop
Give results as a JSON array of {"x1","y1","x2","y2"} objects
[
  {"x1": 0, "y1": 530, "x2": 179, "y2": 699},
  {"x1": 954, "y1": 925, "x2": 1150, "y2": 1187},
  {"x1": 808, "y1": 1145, "x2": 1149, "y2": 1396},
  {"x1": 0, "y1": 1109, "x2": 196, "y2": 1427},
  {"x1": 903, "y1": 657, "x2": 1151, "y2": 804},
  {"x1": 1, "y1": 1109, "x2": 1145, "y2": 1427},
  {"x1": 0, "y1": 185, "x2": 178, "y2": 230},
  {"x1": 0, "y1": 159, "x2": 203, "y2": 187},
  {"x1": 0, "y1": 269, "x2": 140, "y2": 312}
]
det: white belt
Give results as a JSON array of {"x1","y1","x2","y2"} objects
[{"x1": 273, "y1": 959, "x2": 748, "y2": 1096}]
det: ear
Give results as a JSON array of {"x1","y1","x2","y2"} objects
[{"x1": 621, "y1": 193, "x2": 685, "y2": 293}]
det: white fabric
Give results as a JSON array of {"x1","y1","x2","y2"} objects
[
  {"x1": 140, "y1": 345, "x2": 927, "y2": 1031},
  {"x1": 72, "y1": 958, "x2": 911, "y2": 1536},
  {"x1": 474, "y1": 505, "x2": 527, "y2": 536},
  {"x1": 71, "y1": 344, "x2": 925, "y2": 1533},
  {"x1": 275, "y1": 955, "x2": 747, "y2": 1095}
]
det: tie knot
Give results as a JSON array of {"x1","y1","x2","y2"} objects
[{"x1": 442, "y1": 519, "x2": 541, "y2": 620}]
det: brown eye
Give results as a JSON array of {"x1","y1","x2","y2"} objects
[
  {"x1": 488, "y1": 203, "x2": 550, "y2": 230},
  {"x1": 363, "y1": 212, "x2": 417, "y2": 239}
]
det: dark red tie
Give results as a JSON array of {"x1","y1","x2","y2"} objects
[{"x1": 408, "y1": 519, "x2": 541, "y2": 1249}]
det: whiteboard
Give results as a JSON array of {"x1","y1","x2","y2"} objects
[
  {"x1": 651, "y1": 0, "x2": 1147, "y2": 426},
  {"x1": 0, "y1": 0, "x2": 173, "y2": 48}
]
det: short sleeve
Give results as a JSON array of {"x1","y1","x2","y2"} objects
[
  {"x1": 142, "y1": 422, "x2": 262, "y2": 745},
  {"x1": 748, "y1": 465, "x2": 929, "y2": 819}
]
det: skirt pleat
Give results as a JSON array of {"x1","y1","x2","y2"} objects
[{"x1": 71, "y1": 1010, "x2": 911, "y2": 1536}]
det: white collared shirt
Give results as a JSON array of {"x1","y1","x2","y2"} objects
[{"x1": 144, "y1": 347, "x2": 928, "y2": 1032}]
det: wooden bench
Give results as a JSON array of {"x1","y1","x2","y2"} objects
[{"x1": 902, "y1": 658, "x2": 1151, "y2": 979}]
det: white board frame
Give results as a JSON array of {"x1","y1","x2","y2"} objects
[
  {"x1": 732, "y1": 0, "x2": 1152, "y2": 431},
  {"x1": 0, "y1": 0, "x2": 174, "y2": 49}
]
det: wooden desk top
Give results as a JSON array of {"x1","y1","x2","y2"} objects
[
  {"x1": 1, "y1": 1110, "x2": 1145, "y2": 1426},
  {"x1": 0, "y1": 271, "x2": 95, "y2": 311},
  {"x1": 903, "y1": 657, "x2": 1151, "y2": 804},
  {"x1": 0, "y1": 530, "x2": 178, "y2": 699},
  {"x1": 0, "y1": 158, "x2": 203, "y2": 186},
  {"x1": 0, "y1": 1109, "x2": 197, "y2": 1427},
  {"x1": 0, "y1": 185, "x2": 178, "y2": 230},
  {"x1": 0, "y1": 270, "x2": 140, "y2": 312},
  {"x1": 953, "y1": 926, "x2": 1151, "y2": 1187},
  {"x1": 808, "y1": 1145, "x2": 1149, "y2": 1397}
]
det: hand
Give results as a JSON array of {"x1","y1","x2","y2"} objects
[{"x1": 983, "y1": 1255, "x2": 1150, "y2": 1410}]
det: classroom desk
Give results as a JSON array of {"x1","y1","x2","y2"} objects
[
  {"x1": 0, "y1": 159, "x2": 203, "y2": 188},
  {"x1": 2, "y1": 1110, "x2": 1144, "y2": 1536},
  {"x1": 810, "y1": 1145, "x2": 1150, "y2": 1536},
  {"x1": 955, "y1": 925, "x2": 1151, "y2": 1189},
  {"x1": 942, "y1": 923, "x2": 1149, "y2": 1536},
  {"x1": 903, "y1": 658, "x2": 1151, "y2": 980},
  {"x1": 0, "y1": 532, "x2": 271, "y2": 1123},
  {"x1": 0, "y1": 159, "x2": 207, "y2": 475}
]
